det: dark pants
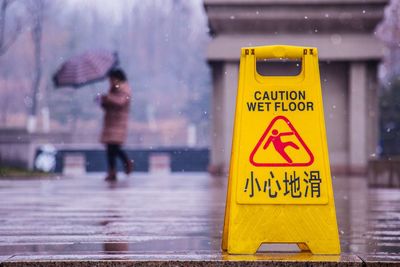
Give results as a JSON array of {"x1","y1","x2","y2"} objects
[{"x1": 106, "y1": 144, "x2": 129, "y2": 171}]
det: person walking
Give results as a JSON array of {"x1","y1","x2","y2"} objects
[{"x1": 99, "y1": 68, "x2": 133, "y2": 181}]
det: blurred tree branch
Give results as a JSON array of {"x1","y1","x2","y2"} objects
[
  {"x1": 25, "y1": 0, "x2": 45, "y2": 132},
  {"x1": 0, "y1": 0, "x2": 22, "y2": 56},
  {"x1": 376, "y1": 0, "x2": 400, "y2": 84}
]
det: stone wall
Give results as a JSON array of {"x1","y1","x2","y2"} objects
[{"x1": 0, "y1": 129, "x2": 72, "y2": 169}]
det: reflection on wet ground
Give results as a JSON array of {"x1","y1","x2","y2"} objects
[{"x1": 0, "y1": 173, "x2": 399, "y2": 264}]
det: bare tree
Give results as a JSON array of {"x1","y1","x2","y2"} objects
[
  {"x1": 0, "y1": 79, "x2": 12, "y2": 124},
  {"x1": 376, "y1": 0, "x2": 400, "y2": 84},
  {"x1": 25, "y1": 0, "x2": 44, "y2": 132},
  {"x1": 0, "y1": 0, "x2": 211, "y2": 145},
  {"x1": 0, "y1": 0, "x2": 22, "y2": 56}
]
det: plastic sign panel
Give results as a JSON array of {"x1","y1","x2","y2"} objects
[{"x1": 222, "y1": 45, "x2": 340, "y2": 254}]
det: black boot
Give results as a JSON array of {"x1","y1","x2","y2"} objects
[
  {"x1": 105, "y1": 169, "x2": 117, "y2": 181},
  {"x1": 124, "y1": 160, "x2": 133, "y2": 175}
]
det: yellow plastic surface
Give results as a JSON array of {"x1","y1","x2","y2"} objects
[{"x1": 222, "y1": 45, "x2": 341, "y2": 255}]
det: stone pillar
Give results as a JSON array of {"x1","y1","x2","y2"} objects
[
  {"x1": 210, "y1": 62, "x2": 239, "y2": 174},
  {"x1": 366, "y1": 63, "x2": 379, "y2": 159},
  {"x1": 349, "y1": 62, "x2": 367, "y2": 173}
]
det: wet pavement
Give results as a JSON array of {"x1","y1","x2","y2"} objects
[{"x1": 0, "y1": 173, "x2": 399, "y2": 266}]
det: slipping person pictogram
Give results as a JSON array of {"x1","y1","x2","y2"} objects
[
  {"x1": 264, "y1": 129, "x2": 299, "y2": 163},
  {"x1": 249, "y1": 115, "x2": 314, "y2": 167}
]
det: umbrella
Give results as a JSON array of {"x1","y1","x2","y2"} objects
[{"x1": 53, "y1": 50, "x2": 119, "y2": 88}]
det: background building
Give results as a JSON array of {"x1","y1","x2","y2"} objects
[{"x1": 204, "y1": 0, "x2": 388, "y2": 174}]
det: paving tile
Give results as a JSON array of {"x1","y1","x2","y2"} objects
[
  {"x1": 0, "y1": 174, "x2": 399, "y2": 265},
  {"x1": 0, "y1": 255, "x2": 13, "y2": 266},
  {"x1": 3, "y1": 253, "x2": 363, "y2": 267},
  {"x1": 358, "y1": 253, "x2": 400, "y2": 266}
]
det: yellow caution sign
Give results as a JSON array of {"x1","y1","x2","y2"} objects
[{"x1": 222, "y1": 45, "x2": 340, "y2": 254}]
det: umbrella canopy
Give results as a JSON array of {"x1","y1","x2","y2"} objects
[{"x1": 53, "y1": 50, "x2": 119, "y2": 88}]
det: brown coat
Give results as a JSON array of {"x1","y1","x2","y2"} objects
[{"x1": 100, "y1": 82, "x2": 131, "y2": 144}]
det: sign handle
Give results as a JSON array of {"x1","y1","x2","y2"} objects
[
  {"x1": 244, "y1": 45, "x2": 311, "y2": 60},
  {"x1": 242, "y1": 45, "x2": 317, "y2": 84}
]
